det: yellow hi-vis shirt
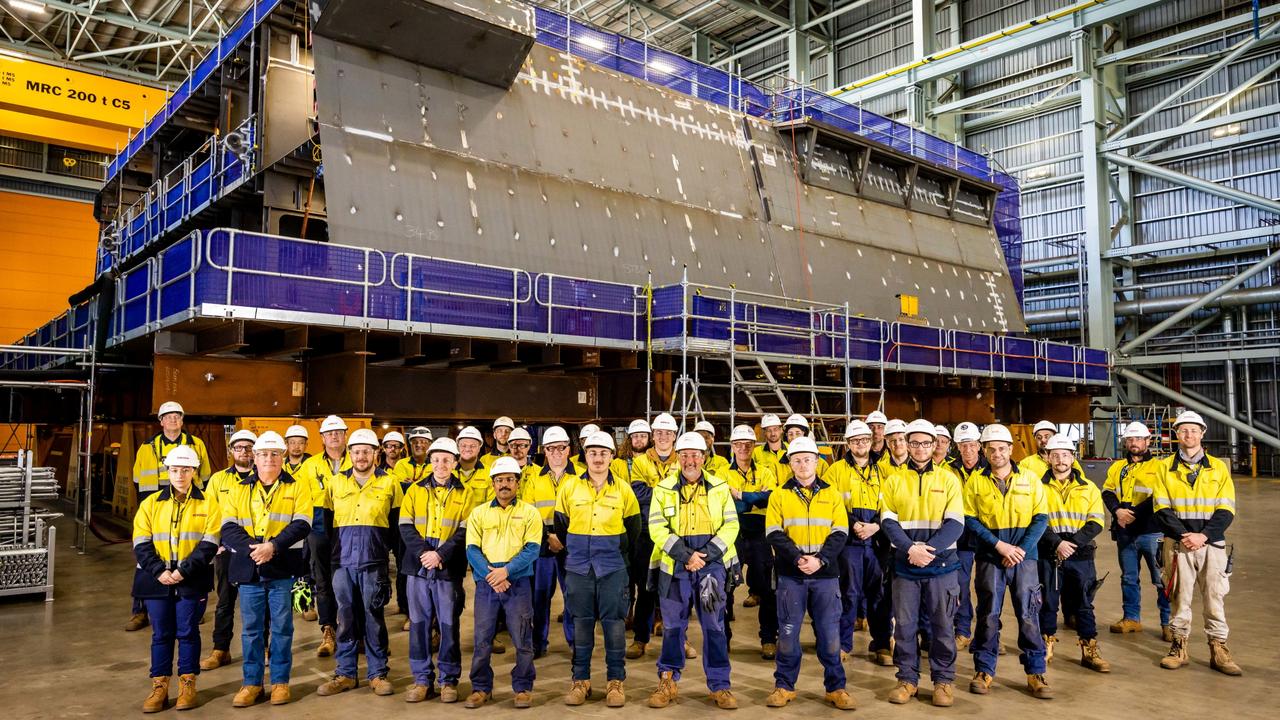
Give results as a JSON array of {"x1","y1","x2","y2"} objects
[
  {"x1": 724, "y1": 460, "x2": 778, "y2": 519},
  {"x1": 219, "y1": 472, "x2": 313, "y2": 544},
  {"x1": 963, "y1": 462, "x2": 1049, "y2": 561},
  {"x1": 133, "y1": 432, "x2": 213, "y2": 493},
  {"x1": 132, "y1": 485, "x2": 221, "y2": 598},
  {"x1": 631, "y1": 449, "x2": 678, "y2": 488},
  {"x1": 879, "y1": 461, "x2": 965, "y2": 576},
  {"x1": 1043, "y1": 471, "x2": 1106, "y2": 537},
  {"x1": 765, "y1": 477, "x2": 847, "y2": 579},
  {"x1": 458, "y1": 459, "x2": 494, "y2": 504},
  {"x1": 553, "y1": 473, "x2": 641, "y2": 576},
  {"x1": 297, "y1": 451, "x2": 351, "y2": 511},
  {"x1": 465, "y1": 498, "x2": 543, "y2": 581},
  {"x1": 1152, "y1": 452, "x2": 1235, "y2": 544},
  {"x1": 330, "y1": 467, "x2": 403, "y2": 568},
  {"x1": 648, "y1": 473, "x2": 739, "y2": 575},
  {"x1": 392, "y1": 456, "x2": 434, "y2": 488},
  {"x1": 519, "y1": 463, "x2": 580, "y2": 529}
]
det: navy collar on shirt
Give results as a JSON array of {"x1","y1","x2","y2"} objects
[
  {"x1": 239, "y1": 469, "x2": 298, "y2": 486},
  {"x1": 1041, "y1": 467, "x2": 1085, "y2": 486},
  {"x1": 158, "y1": 484, "x2": 206, "y2": 502},
  {"x1": 782, "y1": 476, "x2": 829, "y2": 492},
  {"x1": 1171, "y1": 452, "x2": 1211, "y2": 471}
]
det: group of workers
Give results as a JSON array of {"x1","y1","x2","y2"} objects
[{"x1": 129, "y1": 402, "x2": 1241, "y2": 712}]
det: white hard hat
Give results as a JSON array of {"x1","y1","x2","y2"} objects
[
  {"x1": 1033, "y1": 420, "x2": 1057, "y2": 434},
  {"x1": 578, "y1": 423, "x2": 601, "y2": 439},
  {"x1": 1121, "y1": 421, "x2": 1152, "y2": 439},
  {"x1": 382, "y1": 431, "x2": 406, "y2": 446},
  {"x1": 320, "y1": 415, "x2": 348, "y2": 433},
  {"x1": 347, "y1": 428, "x2": 379, "y2": 448},
  {"x1": 164, "y1": 445, "x2": 200, "y2": 468},
  {"x1": 490, "y1": 456, "x2": 522, "y2": 477},
  {"x1": 675, "y1": 432, "x2": 708, "y2": 453},
  {"x1": 760, "y1": 413, "x2": 782, "y2": 429},
  {"x1": 493, "y1": 416, "x2": 515, "y2": 430},
  {"x1": 407, "y1": 426, "x2": 434, "y2": 440},
  {"x1": 980, "y1": 424, "x2": 1013, "y2": 444},
  {"x1": 457, "y1": 426, "x2": 483, "y2": 443},
  {"x1": 508, "y1": 427, "x2": 533, "y2": 444},
  {"x1": 786, "y1": 436, "x2": 819, "y2": 456},
  {"x1": 694, "y1": 420, "x2": 715, "y2": 436},
  {"x1": 284, "y1": 424, "x2": 309, "y2": 440},
  {"x1": 904, "y1": 419, "x2": 938, "y2": 438},
  {"x1": 953, "y1": 422, "x2": 981, "y2": 443},
  {"x1": 542, "y1": 426, "x2": 571, "y2": 447},
  {"x1": 844, "y1": 420, "x2": 872, "y2": 439},
  {"x1": 784, "y1": 413, "x2": 809, "y2": 430},
  {"x1": 229, "y1": 429, "x2": 258, "y2": 446},
  {"x1": 934, "y1": 425, "x2": 951, "y2": 440},
  {"x1": 730, "y1": 425, "x2": 756, "y2": 443},
  {"x1": 865, "y1": 410, "x2": 888, "y2": 425},
  {"x1": 1173, "y1": 411, "x2": 1207, "y2": 429},
  {"x1": 582, "y1": 430, "x2": 616, "y2": 452},
  {"x1": 627, "y1": 418, "x2": 652, "y2": 435},
  {"x1": 254, "y1": 431, "x2": 287, "y2": 452},
  {"x1": 428, "y1": 437, "x2": 460, "y2": 457},
  {"x1": 1045, "y1": 434, "x2": 1076, "y2": 453},
  {"x1": 652, "y1": 413, "x2": 679, "y2": 432},
  {"x1": 884, "y1": 419, "x2": 908, "y2": 436},
  {"x1": 157, "y1": 401, "x2": 185, "y2": 418}
]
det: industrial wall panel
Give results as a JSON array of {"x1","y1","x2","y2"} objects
[{"x1": 0, "y1": 191, "x2": 97, "y2": 343}]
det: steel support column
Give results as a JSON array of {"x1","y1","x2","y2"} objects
[
  {"x1": 788, "y1": 0, "x2": 810, "y2": 85},
  {"x1": 1116, "y1": 367, "x2": 1280, "y2": 452}
]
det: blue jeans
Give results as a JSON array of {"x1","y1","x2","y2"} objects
[
  {"x1": 532, "y1": 554, "x2": 573, "y2": 653},
  {"x1": 954, "y1": 550, "x2": 975, "y2": 638},
  {"x1": 775, "y1": 575, "x2": 844, "y2": 692},
  {"x1": 973, "y1": 559, "x2": 1045, "y2": 676},
  {"x1": 892, "y1": 572, "x2": 960, "y2": 684},
  {"x1": 407, "y1": 575, "x2": 462, "y2": 686},
  {"x1": 657, "y1": 565, "x2": 731, "y2": 692},
  {"x1": 564, "y1": 567, "x2": 628, "y2": 682},
  {"x1": 839, "y1": 544, "x2": 891, "y2": 653},
  {"x1": 471, "y1": 578, "x2": 536, "y2": 693},
  {"x1": 146, "y1": 595, "x2": 206, "y2": 677},
  {"x1": 239, "y1": 577, "x2": 295, "y2": 685},
  {"x1": 333, "y1": 565, "x2": 391, "y2": 680},
  {"x1": 1117, "y1": 532, "x2": 1170, "y2": 625}
]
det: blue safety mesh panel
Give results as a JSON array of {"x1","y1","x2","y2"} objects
[
  {"x1": 952, "y1": 331, "x2": 994, "y2": 373},
  {"x1": 1001, "y1": 337, "x2": 1037, "y2": 376}
]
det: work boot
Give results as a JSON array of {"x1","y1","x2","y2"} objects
[
  {"x1": 761, "y1": 643, "x2": 777, "y2": 660},
  {"x1": 317, "y1": 625, "x2": 337, "y2": 657},
  {"x1": 270, "y1": 684, "x2": 291, "y2": 705},
  {"x1": 514, "y1": 691, "x2": 533, "y2": 708},
  {"x1": 606, "y1": 680, "x2": 626, "y2": 707},
  {"x1": 402, "y1": 618, "x2": 411, "y2": 632},
  {"x1": 932, "y1": 683, "x2": 954, "y2": 707},
  {"x1": 744, "y1": 594, "x2": 759, "y2": 608},
  {"x1": 232, "y1": 686, "x2": 263, "y2": 707},
  {"x1": 874, "y1": 648, "x2": 894, "y2": 666},
  {"x1": 684, "y1": 642, "x2": 698, "y2": 659},
  {"x1": 1160, "y1": 635, "x2": 1188, "y2": 669},
  {"x1": 1209, "y1": 639, "x2": 1243, "y2": 676},
  {"x1": 855, "y1": 617, "x2": 868, "y2": 632},
  {"x1": 143, "y1": 677, "x2": 169, "y2": 713},
  {"x1": 439, "y1": 683, "x2": 458, "y2": 702},
  {"x1": 175, "y1": 674, "x2": 198, "y2": 711},
  {"x1": 626, "y1": 641, "x2": 647, "y2": 659},
  {"x1": 465, "y1": 691, "x2": 491, "y2": 708},
  {"x1": 1026, "y1": 674, "x2": 1054, "y2": 699},
  {"x1": 1043, "y1": 634, "x2": 1057, "y2": 663},
  {"x1": 764, "y1": 687, "x2": 796, "y2": 707},
  {"x1": 199, "y1": 649, "x2": 230, "y2": 670},
  {"x1": 317, "y1": 675, "x2": 358, "y2": 696},
  {"x1": 404, "y1": 684, "x2": 430, "y2": 703},
  {"x1": 887, "y1": 681, "x2": 917, "y2": 704},
  {"x1": 492, "y1": 637, "x2": 507, "y2": 654},
  {"x1": 648, "y1": 671, "x2": 678, "y2": 708},
  {"x1": 969, "y1": 672, "x2": 993, "y2": 695},
  {"x1": 955, "y1": 635, "x2": 971, "y2": 651},
  {"x1": 370, "y1": 676, "x2": 393, "y2": 696},
  {"x1": 710, "y1": 690, "x2": 738, "y2": 709},
  {"x1": 565, "y1": 680, "x2": 592, "y2": 705},
  {"x1": 126, "y1": 612, "x2": 150, "y2": 632},
  {"x1": 825, "y1": 689, "x2": 857, "y2": 710},
  {"x1": 1080, "y1": 638, "x2": 1111, "y2": 673},
  {"x1": 1162, "y1": 625, "x2": 1174, "y2": 642},
  {"x1": 302, "y1": 607, "x2": 318, "y2": 622},
  {"x1": 1109, "y1": 618, "x2": 1142, "y2": 633}
]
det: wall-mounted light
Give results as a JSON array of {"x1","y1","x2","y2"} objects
[
  {"x1": 1210, "y1": 123, "x2": 1242, "y2": 139},
  {"x1": 1025, "y1": 165, "x2": 1055, "y2": 181}
]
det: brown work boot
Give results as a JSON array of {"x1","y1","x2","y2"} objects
[
  {"x1": 626, "y1": 641, "x2": 647, "y2": 659},
  {"x1": 270, "y1": 684, "x2": 291, "y2": 705},
  {"x1": 465, "y1": 691, "x2": 491, "y2": 708},
  {"x1": 765, "y1": 687, "x2": 795, "y2": 707},
  {"x1": 1026, "y1": 674, "x2": 1054, "y2": 699},
  {"x1": 565, "y1": 680, "x2": 591, "y2": 705},
  {"x1": 648, "y1": 671, "x2": 678, "y2": 708},
  {"x1": 175, "y1": 674, "x2": 198, "y2": 711},
  {"x1": 1109, "y1": 618, "x2": 1142, "y2": 633},
  {"x1": 744, "y1": 594, "x2": 759, "y2": 608},
  {"x1": 1162, "y1": 625, "x2": 1174, "y2": 642},
  {"x1": 317, "y1": 625, "x2": 337, "y2": 657},
  {"x1": 969, "y1": 672, "x2": 993, "y2": 694},
  {"x1": 126, "y1": 612, "x2": 150, "y2": 632},
  {"x1": 317, "y1": 675, "x2": 357, "y2": 696},
  {"x1": 1160, "y1": 635, "x2": 1188, "y2": 669},
  {"x1": 514, "y1": 691, "x2": 533, "y2": 708},
  {"x1": 1080, "y1": 638, "x2": 1111, "y2": 673},
  {"x1": 142, "y1": 677, "x2": 169, "y2": 713},
  {"x1": 874, "y1": 648, "x2": 894, "y2": 666},
  {"x1": 493, "y1": 637, "x2": 507, "y2": 654},
  {"x1": 404, "y1": 684, "x2": 430, "y2": 703},
  {"x1": 684, "y1": 642, "x2": 698, "y2": 659},
  {"x1": 710, "y1": 689, "x2": 737, "y2": 709},
  {"x1": 402, "y1": 618, "x2": 411, "y2": 632},
  {"x1": 605, "y1": 680, "x2": 626, "y2": 707},
  {"x1": 439, "y1": 683, "x2": 458, "y2": 702},
  {"x1": 1209, "y1": 639, "x2": 1243, "y2": 676},
  {"x1": 887, "y1": 681, "x2": 917, "y2": 704},
  {"x1": 761, "y1": 643, "x2": 777, "y2": 660},
  {"x1": 302, "y1": 607, "x2": 318, "y2": 622},
  {"x1": 199, "y1": 649, "x2": 230, "y2": 670},
  {"x1": 1043, "y1": 634, "x2": 1057, "y2": 664},
  {"x1": 955, "y1": 635, "x2": 971, "y2": 651},
  {"x1": 232, "y1": 685, "x2": 263, "y2": 707},
  {"x1": 932, "y1": 683, "x2": 954, "y2": 707},
  {"x1": 825, "y1": 689, "x2": 857, "y2": 710},
  {"x1": 370, "y1": 675, "x2": 394, "y2": 696}
]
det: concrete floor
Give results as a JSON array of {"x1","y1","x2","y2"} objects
[{"x1": 4, "y1": 478, "x2": 1278, "y2": 719}]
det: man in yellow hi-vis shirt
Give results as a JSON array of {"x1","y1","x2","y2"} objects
[{"x1": 295, "y1": 415, "x2": 352, "y2": 657}]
